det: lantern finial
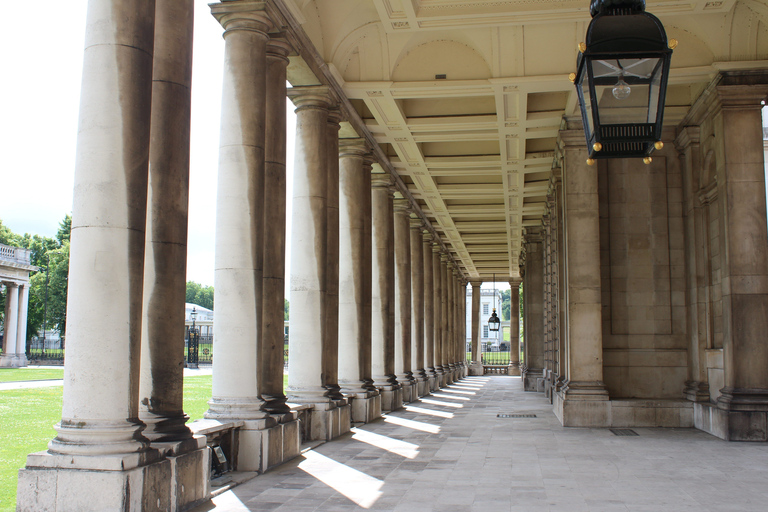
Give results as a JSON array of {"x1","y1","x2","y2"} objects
[{"x1": 590, "y1": 0, "x2": 645, "y2": 17}]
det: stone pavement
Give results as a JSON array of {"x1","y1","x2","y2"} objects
[{"x1": 191, "y1": 375, "x2": 768, "y2": 511}]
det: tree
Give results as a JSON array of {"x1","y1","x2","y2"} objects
[
  {"x1": 500, "y1": 289, "x2": 511, "y2": 321},
  {"x1": 185, "y1": 281, "x2": 214, "y2": 310},
  {"x1": 284, "y1": 299, "x2": 289, "y2": 321}
]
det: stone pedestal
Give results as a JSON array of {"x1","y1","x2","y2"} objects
[
  {"x1": 298, "y1": 402, "x2": 352, "y2": 442},
  {"x1": 468, "y1": 361, "x2": 484, "y2": 376},
  {"x1": 348, "y1": 392, "x2": 382, "y2": 425}
]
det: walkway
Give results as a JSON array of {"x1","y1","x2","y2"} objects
[{"x1": 192, "y1": 375, "x2": 768, "y2": 512}]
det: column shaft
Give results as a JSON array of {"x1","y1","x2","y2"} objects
[
  {"x1": 51, "y1": 0, "x2": 156, "y2": 456},
  {"x1": 139, "y1": 0, "x2": 194, "y2": 441},
  {"x1": 509, "y1": 279, "x2": 521, "y2": 372},
  {"x1": 260, "y1": 37, "x2": 291, "y2": 414},
  {"x1": 410, "y1": 218, "x2": 426, "y2": 386},
  {"x1": 422, "y1": 233, "x2": 435, "y2": 378},
  {"x1": 432, "y1": 246, "x2": 442, "y2": 376},
  {"x1": 5, "y1": 284, "x2": 19, "y2": 357},
  {"x1": 523, "y1": 231, "x2": 545, "y2": 391},
  {"x1": 207, "y1": 6, "x2": 271, "y2": 419},
  {"x1": 323, "y1": 109, "x2": 343, "y2": 400},
  {"x1": 371, "y1": 175, "x2": 396, "y2": 390},
  {"x1": 286, "y1": 86, "x2": 332, "y2": 403},
  {"x1": 393, "y1": 198, "x2": 413, "y2": 401}
]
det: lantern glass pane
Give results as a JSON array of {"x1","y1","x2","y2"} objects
[
  {"x1": 589, "y1": 57, "x2": 661, "y2": 125},
  {"x1": 580, "y1": 77, "x2": 595, "y2": 141}
]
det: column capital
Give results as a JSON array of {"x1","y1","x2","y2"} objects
[
  {"x1": 266, "y1": 36, "x2": 292, "y2": 60},
  {"x1": 327, "y1": 107, "x2": 342, "y2": 128},
  {"x1": 432, "y1": 242, "x2": 442, "y2": 253},
  {"x1": 211, "y1": 1, "x2": 272, "y2": 34},
  {"x1": 440, "y1": 252, "x2": 449, "y2": 262},
  {"x1": 675, "y1": 125, "x2": 701, "y2": 151},
  {"x1": 287, "y1": 85, "x2": 333, "y2": 112},
  {"x1": 339, "y1": 138, "x2": 367, "y2": 159},
  {"x1": 393, "y1": 197, "x2": 411, "y2": 214},
  {"x1": 716, "y1": 84, "x2": 768, "y2": 111},
  {"x1": 469, "y1": 280, "x2": 482, "y2": 288},
  {"x1": 371, "y1": 172, "x2": 393, "y2": 189},
  {"x1": 509, "y1": 278, "x2": 522, "y2": 288}
]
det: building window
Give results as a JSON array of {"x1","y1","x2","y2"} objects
[
  {"x1": 483, "y1": 325, "x2": 489, "y2": 338},
  {"x1": 483, "y1": 303, "x2": 489, "y2": 315}
]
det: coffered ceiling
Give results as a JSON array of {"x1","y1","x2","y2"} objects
[{"x1": 278, "y1": 0, "x2": 768, "y2": 280}]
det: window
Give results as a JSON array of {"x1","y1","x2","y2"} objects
[
  {"x1": 483, "y1": 325, "x2": 489, "y2": 338},
  {"x1": 483, "y1": 303, "x2": 489, "y2": 315}
]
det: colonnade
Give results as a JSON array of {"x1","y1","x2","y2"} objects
[
  {"x1": 0, "y1": 256, "x2": 32, "y2": 368},
  {"x1": 15, "y1": 2, "x2": 467, "y2": 509}
]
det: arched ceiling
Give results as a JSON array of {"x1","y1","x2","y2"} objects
[{"x1": 280, "y1": 0, "x2": 768, "y2": 280}]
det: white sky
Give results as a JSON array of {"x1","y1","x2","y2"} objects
[{"x1": 0, "y1": 1, "x2": 295, "y2": 291}]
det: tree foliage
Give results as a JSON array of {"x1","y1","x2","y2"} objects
[
  {"x1": 185, "y1": 281, "x2": 214, "y2": 310},
  {"x1": 0, "y1": 216, "x2": 71, "y2": 340},
  {"x1": 284, "y1": 299, "x2": 289, "y2": 321},
  {"x1": 500, "y1": 289, "x2": 511, "y2": 321}
]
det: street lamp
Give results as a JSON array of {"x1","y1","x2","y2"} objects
[
  {"x1": 571, "y1": 0, "x2": 676, "y2": 164},
  {"x1": 188, "y1": 307, "x2": 199, "y2": 369}
]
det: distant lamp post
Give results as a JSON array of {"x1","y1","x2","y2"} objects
[
  {"x1": 488, "y1": 273, "x2": 500, "y2": 333},
  {"x1": 187, "y1": 307, "x2": 199, "y2": 369},
  {"x1": 571, "y1": 0, "x2": 675, "y2": 164}
]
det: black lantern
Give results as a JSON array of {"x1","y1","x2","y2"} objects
[
  {"x1": 572, "y1": 0, "x2": 675, "y2": 164},
  {"x1": 488, "y1": 273, "x2": 500, "y2": 332},
  {"x1": 488, "y1": 309, "x2": 501, "y2": 332}
]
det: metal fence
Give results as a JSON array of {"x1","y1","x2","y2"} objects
[
  {"x1": 27, "y1": 339, "x2": 65, "y2": 363},
  {"x1": 481, "y1": 341, "x2": 511, "y2": 366},
  {"x1": 185, "y1": 334, "x2": 213, "y2": 365}
]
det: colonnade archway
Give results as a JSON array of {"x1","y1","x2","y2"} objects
[{"x1": 0, "y1": 244, "x2": 34, "y2": 368}]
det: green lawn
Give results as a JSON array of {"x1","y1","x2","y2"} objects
[{"x1": 0, "y1": 368, "x2": 64, "y2": 383}]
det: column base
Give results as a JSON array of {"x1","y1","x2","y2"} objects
[
  {"x1": 426, "y1": 369, "x2": 438, "y2": 392},
  {"x1": 507, "y1": 362, "x2": 521, "y2": 376},
  {"x1": 17, "y1": 440, "x2": 210, "y2": 512},
  {"x1": 522, "y1": 367, "x2": 544, "y2": 392},
  {"x1": 377, "y1": 384, "x2": 404, "y2": 412},
  {"x1": 347, "y1": 391, "x2": 382, "y2": 425},
  {"x1": 0, "y1": 353, "x2": 28, "y2": 368},
  {"x1": 236, "y1": 415, "x2": 302, "y2": 471},
  {"x1": 293, "y1": 401, "x2": 351, "y2": 442},
  {"x1": 468, "y1": 361, "x2": 484, "y2": 376},
  {"x1": 399, "y1": 379, "x2": 416, "y2": 404},
  {"x1": 691, "y1": 387, "x2": 768, "y2": 441},
  {"x1": 414, "y1": 375, "x2": 429, "y2": 397},
  {"x1": 683, "y1": 380, "x2": 711, "y2": 403},
  {"x1": 553, "y1": 382, "x2": 610, "y2": 427}
]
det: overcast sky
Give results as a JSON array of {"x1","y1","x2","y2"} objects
[{"x1": 0, "y1": 1, "x2": 296, "y2": 290}]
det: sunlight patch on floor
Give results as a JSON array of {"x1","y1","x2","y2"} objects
[
  {"x1": 438, "y1": 388, "x2": 476, "y2": 396},
  {"x1": 403, "y1": 404, "x2": 454, "y2": 418},
  {"x1": 351, "y1": 427, "x2": 419, "y2": 459},
  {"x1": 383, "y1": 414, "x2": 441, "y2": 434},
  {"x1": 208, "y1": 492, "x2": 251, "y2": 511},
  {"x1": 298, "y1": 451, "x2": 383, "y2": 508},
  {"x1": 430, "y1": 392, "x2": 470, "y2": 401},
  {"x1": 419, "y1": 397, "x2": 463, "y2": 408}
]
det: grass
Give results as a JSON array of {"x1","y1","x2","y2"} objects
[
  {"x1": 0, "y1": 370, "x2": 290, "y2": 511},
  {"x1": 0, "y1": 368, "x2": 64, "y2": 383}
]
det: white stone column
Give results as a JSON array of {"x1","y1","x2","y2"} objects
[
  {"x1": 47, "y1": 0, "x2": 156, "y2": 459},
  {"x1": 440, "y1": 254, "x2": 451, "y2": 384},
  {"x1": 260, "y1": 36, "x2": 292, "y2": 414},
  {"x1": 13, "y1": 284, "x2": 29, "y2": 366},
  {"x1": 459, "y1": 280, "x2": 468, "y2": 376},
  {"x1": 523, "y1": 229, "x2": 545, "y2": 393},
  {"x1": 393, "y1": 197, "x2": 414, "y2": 403},
  {"x1": 338, "y1": 139, "x2": 380, "y2": 423},
  {"x1": 207, "y1": 4, "x2": 272, "y2": 421},
  {"x1": 410, "y1": 217, "x2": 427, "y2": 396},
  {"x1": 554, "y1": 130, "x2": 610, "y2": 426},
  {"x1": 371, "y1": 174, "x2": 401, "y2": 410},
  {"x1": 509, "y1": 279, "x2": 522, "y2": 376},
  {"x1": 139, "y1": 0, "x2": 194, "y2": 443},
  {"x1": 470, "y1": 281, "x2": 481, "y2": 364},
  {"x1": 446, "y1": 266, "x2": 456, "y2": 380},
  {"x1": 423, "y1": 232, "x2": 437, "y2": 390},
  {"x1": 3, "y1": 283, "x2": 19, "y2": 361},
  {"x1": 324, "y1": 108, "x2": 343, "y2": 401},
  {"x1": 286, "y1": 85, "x2": 331, "y2": 404}
]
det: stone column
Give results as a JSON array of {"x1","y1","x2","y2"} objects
[
  {"x1": 139, "y1": 0, "x2": 194, "y2": 443},
  {"x1": 207, "y1": 5, "x2": 271, "y2": 421},
  {"x1": 469, "y1": 281, "x2": 482, "y2": 368},
  {"x1": 441, "y1": 255, "x2": 452, "y2": 384},
  {"x1": 287, "y1": 86, "x2": 331, "y2": 402},
  {"x1": 447, "y1": 266, "x2": 456, "y2": 380},
  {"x1": 431, "y1": 245, "x2": 443, "y2": 386},
  {"x1": 371, "y1": 174, "x2": 401, "y2": 411},
  {"x1": 338, "y1": 139, "x2": 380, "y2": 423},
  {"x1": 509, "y1": 279, "x2": 522, "y2": 376},
  {"x1": 260, "y1": 37, "x2": 292, "y2": 414},
  {"x1": 554, "y1": 130, "x2": 610, "y2": 427},
  {"x1": 410, "y1": 217, "x2": 427, "y2": 396},
  {"x1": 46, "y1": 0, "x2": 156, "y2": 460},
  {"x1": 14, "y1": 284, "x2": 29, "y2": 367},
  {"x1": 323, "y1": 108, "x2": 343, "y2": 401},
  {"x1": 713, "y1": 85, "x2": 768, "y2": 440},
  {"x1": 423, "y1": 232, "x2": 437, "y2": 390},
  {"x1": 393, "y1": 197, "x2": 414, "y2": 403},
  {"x1": 460, "y1": 279, "x2": 466, "y2": 372},
  {"x1": 522, "y1": 229, "x2": 545, "y2": 393},
  {"x1": 1, "y1": 283, "x2": 19, "y2": 364}
]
